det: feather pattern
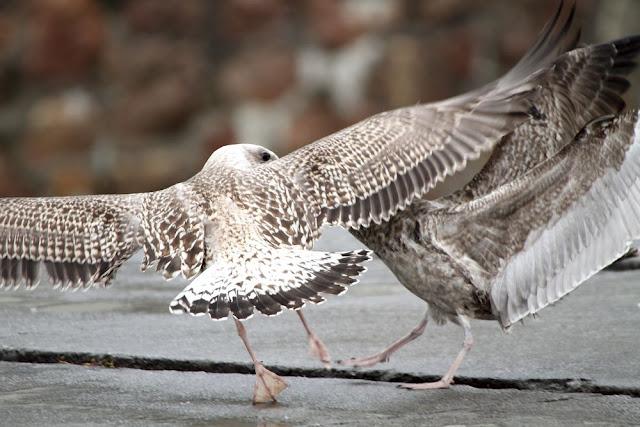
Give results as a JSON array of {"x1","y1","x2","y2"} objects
[
  {"x1": 273, "y1": 0, "x2": 584, "y2": 234},
  {"x1": 351, "y1": 1, "x2": 640, "y2": 326},
  {"x1": 275, "y1": 91, "x2": 536, "y2": 233},
  {"x1": 352, "y1": 111, "x2": 640, "y2": 328},
  {"x1": 453, "y1": 34, "x2": 640, "y2": 201},
  {"x1": 0, "y1": 195, "x2": 142, "y2": 289},
  {"x1": 0, "y1": 186, "x2": 209, "y2": 290},
  {"x1": 0, "y1": 0, "x2": 617, "y2": 326},
  {"x1": 484, "y1": 111, "x2": 640, "y2": 326},
  {"x1": 170, "y1": 249, "x2": 371, "y2": 320},
  {"x1": 139, "y1": 184, "x2": 206, "y2": 280}
]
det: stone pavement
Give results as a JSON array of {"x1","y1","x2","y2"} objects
[
  {"x1": 2, "y1": 362, "x2": 639, "y2": 427},
  {"x1": 1, "y1": 229, "x2": 639, "y2": 426}
]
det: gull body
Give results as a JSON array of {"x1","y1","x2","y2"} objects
[{"x1": 342, "y1": 2, "x2": 640, "y2": 389}]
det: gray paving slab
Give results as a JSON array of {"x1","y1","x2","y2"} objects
[
  {"x1": 0, "y1": 228, "x2": 639, "y2": 390},
  {"x1": 2, "y1": 361, "x2": 639, "y2": 427}
]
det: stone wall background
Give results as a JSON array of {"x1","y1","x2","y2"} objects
[{"x1": 0, "y1": 0, "x2": 638, "y2": 196}]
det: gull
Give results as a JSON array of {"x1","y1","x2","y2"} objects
[
  {"x1": 340, "y1": 1, "x2": 640, "y2": 390},
  {"x1": 0, "y1": 1, "x2": 592, "y2": 404},
  {"x1": 0, "y1": 83, "x2": 536, "y2": 403}
]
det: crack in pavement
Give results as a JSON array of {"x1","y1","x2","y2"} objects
[{"x1": 1, "y1": 348, "x2": 638, "y2": 398}]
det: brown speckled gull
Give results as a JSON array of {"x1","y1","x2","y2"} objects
[
  {"x1": 0, "y1": 65, "x2": 537, "y2": 403},
  {"x1": 0, "y1": 0, "x2": 617, "y2": 403},
  {"x1": 347, "y1": 111, "x2": 640, "y2": 389},
  {"x1": 342, "y1": 1, "x2": 640, "y2": 390}
]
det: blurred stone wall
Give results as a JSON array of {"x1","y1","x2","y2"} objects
[{"x1": 0, "y1": 0, "x2": 637, "y2": 196}]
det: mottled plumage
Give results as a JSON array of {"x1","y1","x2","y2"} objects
[
  {"x1": 0, "y1": 56, "x2": 540, "y2": 321},
  {"x1": 355, "y1": 111, "x2": 640, "y2": 327},
  {"x1": 353, "y1": 2, "x2": 640, "y2": 325},
  {"x1": 1, "y1": 0, "x2": 619, "y2": 403},
  {"x1": 0, "y1": 195, "x2": 141, "y2": 290},
  {"x1": 345, "y1": 1, "x2": 640, "y2": 389},
  {"x1": 456, "y1": 34, "x2": 640, "y2": 201},
  {"x1": 0, "y1": 49, "x2": 538, "y2": 402}
]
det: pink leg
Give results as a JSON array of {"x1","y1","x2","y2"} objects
[
  {"x1": 338, "y1": 309, "x2": 429, "y2": 368},
  {"x1": 297, "y1": 310, "x2": 332, "y2": 369},
  {"x1": 399, "y1": 315, "x2": 473, "y2": 390},
  {"x1": 234, "y1": 318, "x2": 288, "y2": 404}
]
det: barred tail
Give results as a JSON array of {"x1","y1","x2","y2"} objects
[{"x1": 170, "y1": 249, "x2": 372, "y2": 320}]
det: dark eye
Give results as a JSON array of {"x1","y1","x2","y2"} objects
[{"x1": 261, "y1": 152, "x2": 271, "y2": 162}]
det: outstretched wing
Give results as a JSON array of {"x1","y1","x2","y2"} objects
[
  {"x1": 266, "y1": 0, "x2": 580, "y2": 234},
  {"x1": 138, "y1": 184, "x2": 206, "y2": 280},
  {"x1": 0, "y1": 185, "x2": 207, "y2": 290},
  {"x1": 461, "y1": 34, "x2": 640, "y2": 199},
  {"x1": 433, "y1": 110, "x2": 640, "y2": 328},
  {"x1": 0, "y1": 195, "x2": 142, "y2": 289}
]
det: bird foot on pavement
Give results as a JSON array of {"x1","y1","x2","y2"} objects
[{"x1": 253, "y1": 364, "x2": 288, "y2": 404}]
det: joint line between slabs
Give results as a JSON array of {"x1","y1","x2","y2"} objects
[{"x1": 0, "y1": 348, "x2": 638, "y2": 398}]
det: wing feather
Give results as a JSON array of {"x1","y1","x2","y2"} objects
[
  {"x1": 460, "y1": 34, "x2": 640, "y2": 200},
  {"x1": 139, "y1": 184, "x2": 206, "y2": 280},
  {"x1": 436, "y1": 111, "x2": 640, "y2": 327},
  {"x1": 0, "y1": 184, "x2": 208, "y2": 290},
  {"x1": 0, "y1": 195, "x2": 142, "y2": 289},
  {"x1": 268, "y1": 1, "x2": 583, "y2": 233}
]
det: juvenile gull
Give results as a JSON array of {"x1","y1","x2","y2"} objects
[
  {"x1": 0, "y1": 0, "x2": 594, "y2": 403},
  {"x1": 347, "y1": 110, "x2": 640, "y2": 389},
  {"x1": 0, "y1": 80, "x2": 538, "y2": 402},
  {"x1": 341, "y1": 2, "x2": 640, "y2": 389}
]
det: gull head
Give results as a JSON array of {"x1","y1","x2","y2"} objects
[{"x1": 203, "y1": 144, "x2": 278, "y2": 171}]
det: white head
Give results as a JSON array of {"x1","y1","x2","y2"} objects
[{"x1": 203, "y1": 144, "x2": 278, "y2": 170}]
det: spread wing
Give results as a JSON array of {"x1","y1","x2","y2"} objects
[
  {"x1": 462, "y1": 34, "x2": 640, "y2": 199},
  {"x1": 0, "y1": 185, "x2": 206, "y2": 290},
  {"x1": 0, "y1": 195, "x2": 142, "y2": 289},
  {"x1": 267, "y1": 0, "x2": 581, "y2": 233},
  {"x1": 432, "y1": 110, "x2": 640, "y2": 327}
]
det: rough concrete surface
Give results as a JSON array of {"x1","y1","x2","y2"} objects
[
  {"x1": 2, "y1": 362, "x2": 640, "y2": 427},
  {"x1": 1, "y1": 229, "x2": 639, "y2": 425}
]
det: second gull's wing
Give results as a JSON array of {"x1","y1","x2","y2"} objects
[{"x1": 433, "y1": 111, "x2": 640, "y2": 327}]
